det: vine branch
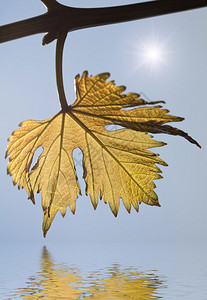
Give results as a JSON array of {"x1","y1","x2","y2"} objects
[{"x1": 0, "y1": 0, "x2": 207, "y2": 44}]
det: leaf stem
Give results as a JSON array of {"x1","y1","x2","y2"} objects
[{"x1": 56, "y1": 32, "x2": 68, "y2": 110}]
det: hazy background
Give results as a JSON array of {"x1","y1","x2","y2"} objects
[{"x1": 0, "y1": 0, "x2": 207, "y2": 244}]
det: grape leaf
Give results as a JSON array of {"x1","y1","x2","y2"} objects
[{"x1": 5, "y1": 72, "x2": 200, "y2": 236}]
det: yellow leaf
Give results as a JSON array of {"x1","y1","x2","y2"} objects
[{"x1": 5, "y1": 72, "x2": 200, "y2": 236}]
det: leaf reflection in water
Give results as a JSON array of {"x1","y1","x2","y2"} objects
[
  {"x1": 86, "y1": 265, "x2": 164, "y2": 299},
  {"x1": 8, "y1": 247, "x2": 82, "y2": 299},
  {"x1": 8, "y1": 246, "x2": 165, "y2": 299}
]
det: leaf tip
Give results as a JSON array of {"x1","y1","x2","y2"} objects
[
  {"x1": 92, "y1": 202, "x2": 98, "y2": 210},
  {"x1": 99, "y1": 72, "x2": 111, "y2": 80},
  {"x1": 112, "y1": 209, "x2": 118, "y2": 217},
  {"x1": 75, "y1": 73, "x2": 80, "y2": 81},
  {"x1": 28, "y1": 191, "x2": 35, "y2": 204},
  {"x1": 148, "y1": 100, "x2": 166, "y2": 105}
]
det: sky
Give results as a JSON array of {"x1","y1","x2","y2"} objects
[{"x1": 0, "y1": 0, "x2": 207, "y2": 244}]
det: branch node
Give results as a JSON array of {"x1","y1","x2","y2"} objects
[
  {"x1": 41, "y1": 0, "x2": 66, "y2": 45},
  {"x1": 42, "y1": 31, "x2": 58, "y2": 45}
]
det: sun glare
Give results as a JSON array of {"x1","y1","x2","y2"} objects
[
  {"x1": 145, "y1": 46, "x2": 163, "y2": 62},
  {"x1": 129, "y1": 34, "x2": 172, "y2": 76},
  {"x1": 142, "y1": 43, "x2": 167, "y2": 66}
]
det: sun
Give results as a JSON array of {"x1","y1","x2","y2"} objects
[
  {"x1": 144, "y1": 46, "x2": 163, "y2": 63},
  {"x1": 141, "y1": 42, "x2": 167, "y2": 66},
  {"x1": 129, "y1": 35, "x2": 172, "y2": 76}
]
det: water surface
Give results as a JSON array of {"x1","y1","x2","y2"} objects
[{"x1": 0, "y1": 242, "x2": 206, "y2": 299}]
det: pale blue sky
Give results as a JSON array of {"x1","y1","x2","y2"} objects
[{"x1": 0, "y1": 0, "x2": 207, "y2": 243}]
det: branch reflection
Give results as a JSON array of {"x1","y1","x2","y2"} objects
[{"x1": 9, "y1": 246, "x2": 165, "y2": 299}]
